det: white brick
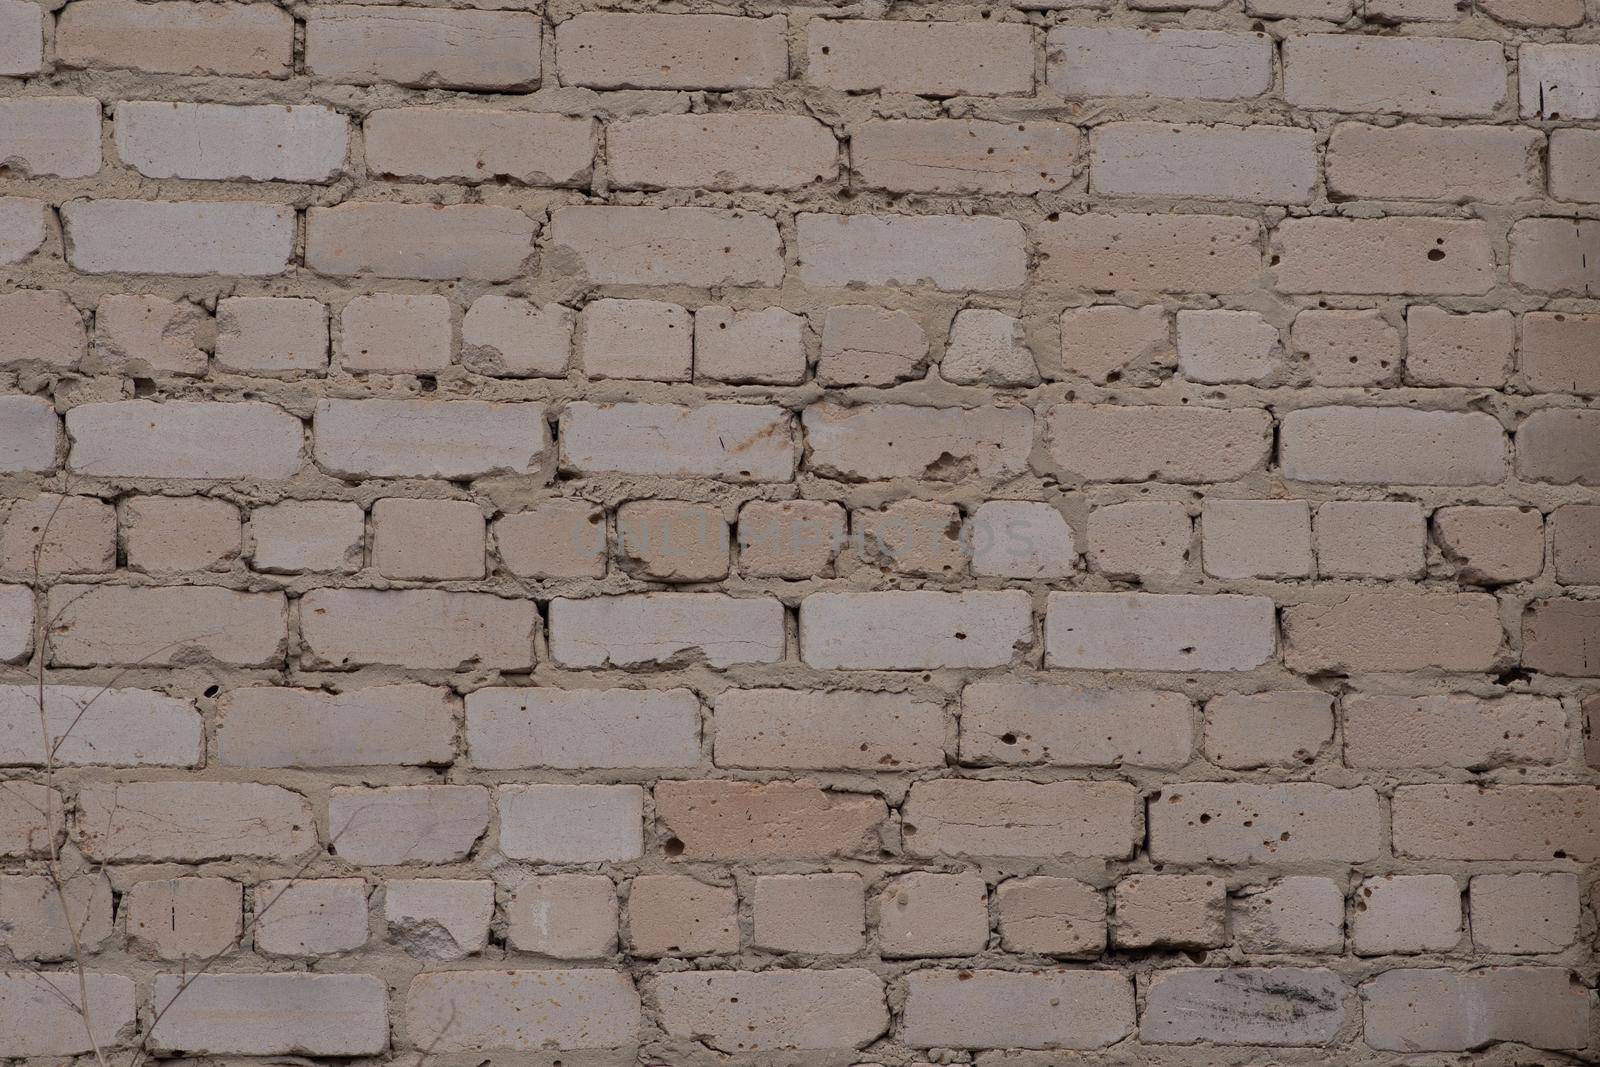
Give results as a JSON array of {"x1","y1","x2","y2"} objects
[
  {"x1": 466, "y1": 687, "x2": 701, "y2": 769},
  {"x1": 549, "y1": 593, "x2": 784, "y2": 669},
  {"x1": 0, "y1": 97, "x2": 101, "y2": 178},
  {"x1": 0, "y1": 684, "x2": 200, "y2": 767},
  {"x1": 561, "y1": 402, "x2": 794, "y2": 482},
  {"x1": 115, "y1": 102, "x2": 347, "y2": 182},
  {"x1": 801, "y1": 590, "x2": 1032, "y2": 669},
  {"x1": 61, "y1": 199, "x2": 294, "y2": 276},
  {"x1": 217, "y1": 684, "x2": 455, "y2": 767},
  {"x1": 961, "y1": 682, "x2": 1193, "y2": 768},
  {"x1": 798, "y1": 213, "x2": 1027, "y2": 290},
  {"x1": 149, "y1": 973, "x2": 387, "y2": 1055},
  {"x1": 1048, "y1": 28, "x2": 1272, "y2": 101},
  {"x1": 313, "y1": 399, "x2": 547, "y2": 479},
  {"x1": 1092, "y1": 122, "x2": 1317, "y2": 203},
  {"x1": 1045, "y1": 592, "x2": 1276, "y2": 671},
  {"x1": 497, "y1": 784, "x2": 644, "y2": 862},
  {"x1": 330, "y1": 785, "x2": 489, "y2": 866}
]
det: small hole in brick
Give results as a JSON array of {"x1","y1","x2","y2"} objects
[
  {"x1": 1000, "y1": 733, "x2": 1017, "y2": 745},
  {"x1": 663, "y1": 837, "x2": 685, "y2": 857},
  {"x1": 1427, "y1": 249, "x2": 1446, "y2": 261}
]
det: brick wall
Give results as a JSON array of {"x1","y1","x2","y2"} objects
[{"x1": 0, "y1": 0, "x2": 1596, "y2": 1059}]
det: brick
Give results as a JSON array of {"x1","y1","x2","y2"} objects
[
  {"x1": 124, "y1": 877, "x2": 241, "y2": 959},
  {"x1": 1470, "y1": 872, "x2": 1580, "y2": 953},
  {"x1": 1149, "y1": 783, "x2": 1382, "y2": 864},
  {"x1": 498, "y1": 784, "x2": 644, "y2": 862},
  {"x1": 1344, "y1": 694, "x2": 1563, "y2": 769},
  {"x1": 1093, "y1": 122, "x2": 1317, "y2": 203},
  {"x1": 855, "y1": 499, "x2": 968, "y2": 576},
  {"x1": 694, "y1": 306, "x2": 806, "y2": 385},
  {"x1": 1351, "y1": 874, "x2": 1461, "y2": 954},
  {"x1": 313, "y1": 399, "x2": 548, "y2": 479},
  {"x1": 0, "y1": 683, "x2": 200, "y2": 766},
  {"x1": 384, "y1": 878, "x2": 493, "y2": 960},
  {"x1": 1484, "y1": 0, "x2": 1583, "y2": 22},
  {"x1": 218, "y1": 684, "x2": 456, "y2": 767},
  {"x1": 877, "y1": 871, "x2": 989, "y2": 958},
  {"x1": 0, "y1": 0, "x2": 43, "y2": 75},
  {"x1": 57, "y1": 0, "x2": 292, "y2": 77},
  {"x1": 1177, "y1": 309, "x2": 1280, "y2": 384},
  {"x1": 1549, "y1": 128, "x2": 1600, "y2": 200},
  {"x1": 655, "y1": 969, "x2": 887, "y2": 1052},
  {"x1": 751, "y1": 873, "x2": 864, "y2": 954},
  {"x1": 1058, "y1": 305, "x2": 1173, "y2": 384},
  {"x1": 800, "y1": 590, "x2": 1031, "y2": 669},
  {"x1": 1048, "y1": 27, "x2": 1271, "y2": 101},
  {"x1": 116, "y1": 101, "x2": 346, "y2": 182},
  {"x1": 628, "y1": 875, "x2": 737, "y2": 957},
  {"x1": 1273, "y1": 217, "x2": 1495, "y2": 295},
  {"x1": 968, "y1": 500, "x2": 1071, "y2": 579},
  {"x1": 1045, "y1": 592, "x2": 1276, "y2": 671},
  {"x1": 1521, "y1": 311, "x2": 1600, "y2": 393},
  {"x1": 738, "y1": 500, "x2": 846, "y2": 577},
  {"x1": 798, "y1": 213, "x2": 1027, "y2": 290},
  {"x1": 301, "y1": 588, "x2": 534, "y2": 670},
  {"x1": 944, "y1": 309, "x2": 1040, "y2": 387},
  {"x1": 804, "y1": 403, "x2": 1033, "y2": 480},
  {"x1": 1204, "y1": 691, "x2": 1334, "y2": 769},
  {"x1": 77, "y1": 781, "x2": 313, "y2": 861},
  {"x1": 1114, "y1": 874, "x2": 1225, "y2": 949},
  {"x1": 306, "y1": 6, "x2": 540, "y2": 90},
  {"x1": 904, "y1": 779, "x2": 1141, "y2": 859},
  {"x1": 48, "y1": 584, "x2": 285, "y2": 667},
  {"x1": 0, "y1": 972, "x2": 135, "y2": 1056},
  {"x1": 610, "y1": 113, "x2": 835, "y2": 190},
  {"x1": 549, "y1": 593, "x2": 782, "y2": 668},
  {"x1": 62, "y1": 199, "x2": 294, "y2": 276},
  {"x1": 0, "y1": 197, "x2": 45, "y2": 265},
  {"x1": 1362, "y1": 967, "x2": 1588, "y2": 1051},
  {"x1": 0, "y1": 97, "x2": 101, "y2": 178},
  {"x1": 466, "y1": 687, "x2": 700, "y2": 769},
  {"x1": 577, "y1": 298, "x2": 692, "y2": 382},
  {"x1": 1234, "y1": 877, "x2": 1345, "y2": 953},
  {"x1": 462, "y1": 297, "x2": 571, "y2": 377},
  {"x1": 996, "y1": 876, "x2": 1104, "y2": 956},
  {"x1": 1279, "y1": 406, "x2": 1506, "y2": 485},
  {"x1": 961, "y1": 682, "x2": 1193, "y2": 768},
  {"x1": 253, "y1": 878, "x2": 369, "y2": 956},
  {"x1": 407, "y1": 969, "x2": 639, "y2": 1052},
  {"x1": 808, "y1": 19, "x2": 1032, "y2": 96},
  {"x1": 1404, "y1": 306, "x2": 1513, "y2": 387},
  {"x1": 123, "y1": 496, "x2": 241, "y2": 573},
  {"x1": 0, "y1": 781, "x2": 53, "y2": 857},
  {"x1": 372, "y1": 497, "x2": 485, "y2": 579},
  {"x1": 1284, "y1": 590, "x2": 1502, "y2": 672},
  {"x1": 91, "y1": 294, "x2": 210, "y2": 376},
  {"x1": 1285, "y1": 35, "x2": 1505, "y2": 115},
  {"x1": 1435, "y1": 505, "x2": 1544, "y2": 583},
  {"x1": 903, "y1": 969, "x2": 1135, "y2": 1050},
  {"x1": 1392, "y1": 784, "x2": 1600, "y2": 860},
  {"x1": 549, "y1": 206, "x2": 783, "y2": 286},
  {"x1": 330, "y1": 785, "x2": 489, "y2": 865},
  {"x1": 216, "y1": 297, "x2": 328, "y2": 374},
  {"x1": 1521, "y1": 44, "x2": 1600, "y2": 118},
  {"x1": 1088, "y1": 501, "x2": 1192, "y2": 577},
  {"x1": 0, "y1": 396, "x2": 58, "y2": 473},
  {"x1": 0, "y1": 585, "x2": 28, "y2": 664},
  {"x1": 0, "y1": 872, "x2": 113, "y2": 961},
  {"x1": 306, "y1": 203, "x2": 535, "y2": 281},
  {"x1": 714, "y1": 688, "x2": 944, "y2": 770},
  {"x1": 1293, "y1": 309, "x2": 1401, "y2": 386},
  {"x1": 149, "y1": 973, "x2": 387, "y2": 1056},
  {"x1": 505, "y1": 874, "x2": 618, "y2": 958},
  {"x1": 0, "y1": 291, "x2": 85, "y2": 371},
  {"x1": 656, "y1": 779, "x2": 885, "y2": 860},
  {"x1": 1038, "y1": 212, "x2": 1262, "y2": 293},
  {"x1": 1365, "y1": 0, "x2": 1461, "y2": 17},
  {"x1": 1326, "y1": 123, "x2": 1540, "y2": 202},
  {"x1": 1553, "y1": 504, "x2": 1600, "y2": 582},
  {"x1": 561, "y1": 402, "x2": 794, "y2": 482},
  {"x1": 1517, "y1": 408, "x2": 1600, "y2": 484},
  {"x1": 1524, "y1": 596, "x2": 1600, "y2": 675},
  {"x1": 854, "y1": 119, "x2": 1078, "y2": 195},
  {"x1": 250, "y1": 500, "x2": 364, "y2": 573},
  {"x1": 1142, "y1": 968, "x2": 1346, "y2": 1046},
  {"x1": 1202, "y1": 499, "x2": 1313, "y2": 578},
  {"x1": 817, "y1": 305, "x2": 928, "y2": 386},
  {"x1": 0, "y1": 493, "x2": 115, "y2": 575},
  {"x1": 1509, "y1": 217, "x2": 1600, "y2": 293},
  {"x1": 558, "y1": 12, "x2": 785, "y2": 89},
  {"x1": 494, "y1": 501, "x2": 607, "y2": 579},
  {"x1": 367, "y1": 108, "x2": 591, "y2": 185},
  {"x1": 338, "y1": 293, "x2": 451, "y2": 374},
  {"x1": 1313, "y1": 500, "x2": 1426, "y2": 579}
]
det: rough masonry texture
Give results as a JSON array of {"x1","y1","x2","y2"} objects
[{"x1": 0, "y1": 0, "x2": 1596, "y2": 1063}]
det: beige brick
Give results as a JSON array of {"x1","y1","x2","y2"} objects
[
  {"x1": 1524, "y1": 596, "x2": 1600, "y2": 675},
  {"x1": 250, "y1": 500, "x2": 363, "y2": 573},
  {"x1": 694, "y1": 306, "x2": 806, "y2": 385},
  {"x1": 1040, "y1": 212, "x2": 1262, "y2": 294},
  {"x1": 48, "y1": 584, "x2": 285, "y2": 667},
  {"x1": 804, "y1": 403, "x2": 1033, "y2": 481},
  {"x1": 90, "y1": 294, "x2": 210, "y2": 377},
  {"x1": 610, "y1": 113, "x2": 835, "y2": 190},
  {"x1": 737, "y1": 500, "x2": 845, "y2": 577},
  {"x1": 150, "y1": 973, "x2": 387, "y2": 1056},
  {"x1": 1202, "y1": 499, "x2": 1313, "y2": 578},
  {"x1": 498, "y1": 783, "x2": 644, "y2": 863},
  {"x1": 854, "y1": 119, "x2": 1078, "y2": 195},
  {"x1": 1484, "y1": 0, "x2": 1583, "y2": 23},
  {"x1": 313, "y1": 399, "x2": 547, "y2": 479},
  {"x1": 715, "y1": 688, "x2": 945, "y2": 770},
  {"x1": 1177, "y1": 309, "x2": 1280, "y2": 384},
  {"x1": 1048, "y1": 27, "x2": 1271, "y2": 101},
  {"x1": 367, "y1": 108, "x2": 591, "y2": 185},
  {"x1": 1093, "y1": 122, "x2": 1317, "y2": 203},
  {"x1": 800, "y1": 590, "x2": 1030, "y2": 670},
  {"x1": 969, "y1": 499, "x2": 1074, "y2": 578},
  {"x1": 1114, "y1": 874, "x2": 1224, "y2": 949},
  {"x1": 1345, "y1": 694, "x2": 1563, "y2": 769},
  {"x1": 549, "y1": 593, "x2": 782, "y2": 669},
  {"x1": 1087, "y1": 501, "x2": 1192, "y2": 577},
  {"x1": 306, "y1": 202, "x2": 534, "y2": 281},
  {"x1": 904, "y1": 779, "x2": 1141, "y2": 859},
  {"x1": 1280, "y1": 406, "x2": 1506, "y2": 485},
  {"x1": 0, "y1": 781, "x2": 54, "y2": 857},
  {"x1": 817, "y1": 304, "x2": 927, "y2": 386},
  {"x1": 1143, "y1": 968, "x2": 1347, "y2": 1045},
  {"x1": 1045, "y1": 592, "x2": 1276, "y2": 671},
  {"x1": 0, "y1": 291, "x2": 85, "y2": 371},
  {"x1": 301, "y1": 588, "x2": 534, "y2": 670},
  {"x1": 1509, "y1": 216, "x2": 1600, "y2": 294},
  {"x1": 577, "y1": 298, "x2": 692, "y2": 382},
  {"x1": 1362, "y1": 967, "x2": 1588, "y2": 1051},
  {"x1": 656, "y1": 779, "x2": 886, "y2": 860},
  {"x1": 0, "y1": 97, "x2": 101, "y2": 178},
  {"x1": 372, "y1": 497, "x2": 485, "y2": 580},
  {"x1": 961, "y1": 682, "x2": 1193, "y2": 768},
  {"x1": 494, "y1": 501, "x2": 606, "y2": 579},
  {"x1": 1313, "y1": 500, "x2": 1426, "y2": 579},
  {"x1": 338, "y1": 293, "x2": 451, "y2": 374},
  {"x1": 0, "y1": 871, "x2": 113, "y2": 961},
  {"x1": 562, "y1": 401, "x2": 794, "y2": 482},
  {"x1": 306, "y1": 5, "x2": 540, "y2": 90},
  {"x1": 1521, "y1": 43, "x2": 1600, "y2": 119},
  {"x1": 1274, "y1": 217, "x2": 1495, "y2": 295},
  {"x1": 944, "y1": 309, "x2": 1040, "y2": 387},
  {"x1": 876, "y1": 870, "x2": 988, "y2": 958},
  {"x1": 0, "y1": 585, "x2": 29, "y2": 664},
  {"x1": 1470, "y1": 872, "x2": 1580, "y2": 953},
  {"x1": 218, "y1": 684, "x2": 456, "y2": 768},
  {"x1": 0, "y1": 0, "x2": 44, "y2": 75},
  {"x1": 1549, "y1": 128, "x2": 1600, "y2": 200},
  {"x1": 406, "y1": 969, "x2": 639, "y2": 1052},
  {"x1": 1284, "y1": 590, "x2": 1503, "y2": 672},
  {"x1": 1352, "y1": 874, "x2": 1462, "y2": 954},
  {"x1": 1435, "y1": 505, "x2": 1545, "y2": 583},
  {"x1": 216, "y1": 297, "x2": 328, "y2": 374},
  {"x1": 1058, "y1": 305, "x2": 1172, "y2": 385},
  {"x1": 656, "y1": 969, "x2": 886, "y2": 1052},
  {"x1": 330, "y1": 785, "x2": 489, "y2": 866},
  {"x1": 505, "y1": 873, "x2": 618, "y2": 958},
  {"x1": 1149, "y1": 783, "x2": 1382, "y2": 864},
  {"x1": 1204, "y1": 691, "x2": 1334, "y2": 770},
  {"x1": 1293, "y1": 309, "x2": 1401, "y2": 386},
  {"x1": 996, "y1": 876, "x2": 1105, "y2": 957},
  {"x1": 462, "y1": 297, "x2": 571, "y2": 377},
  {"x1": 1327, "y1": 124, "x2": 1541, "y2": 202},
  {"x1": 125, "y1": 878, "x2": 241, "y2": 959},
  {"x1": 384, "y1": 878, "x2": 493, "y2": 960},
  {"x1": 0, "y1": 196, "x2": 45, "y2": 265},
  {"x1": 253, "y1": 878, "x2": 368, "y2": 956},
  {"x1": 903, "y1": 969, "x2": 1134, "y2": 1050},
  {"x1": 0, "y1": 683, "x2": 200, "y2": 766},
  {"x1": 116, "y1": 101, "x2": 346, "y2": 183},
  {"x1": 628, "y1": 874, "x2": 737, "y2": 957},
  {"x1": 0, "y1": 972, "x2": 135, "y2": 1056},
  {"x1": 1517, "y1": 408, "x2": 1600, "y2": 485},
  {"x1": 62, "y1": 199, "x2": 294, "y2": 276},
  {"x1": 1286, "y1": 35, "x2": 1505, "y2": 115},
  {"x1": 1394, "y1": 784, "x2": 1600, "y2": 860},
  {"x1": 1553, "y1": 504, "x2": 1600, "y2": 582},
  {"x1": 78, "y1": 781, "x2": 314, "y2": 862},
  {"x1": 57, "y1": 0, "x2": 292, "y2": 77},
  {"x1": 558, "y1": 12, "x2": 785, "y2": 89},
  {"x1": 798, "y1": 213, "x2": 1026, "y2": 291},
  {"x1": 124, "y1": 495, "x2": 240, "y2": 573},
  {"x1": 549, "y1": 206, "x2": 783, "y2": 286},
  {"x1": 1234, "y1": 877, "x2": 1345, "y2": 953},
  {"x1": 1521, "y1": 311, "x2": 1600, "y2": 393},
  {"x1": 854, "y1": 499, "x2": 968, "y2": 577},
  {"x1": 466, "y1": 686, "x2": 700, "y2": 769},
  {"x1": 808, "y1": 19, "x2": 1032, "y2": 96},
  {"x1": 751, "y1": 873, "x2": 864, "y2": 954},
  {"x1": 1405, "y1": 306, "x2": 1513, "y2": 387},
  {"x1": 0, "y1": 396, "x2": 58, "y2": 473},
  {"x1": 618, "y1": 500, "x2": 727, "y2": 580},
  {"x1": 0, "y1": 493, "x2": 115, "y2": 575}
]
